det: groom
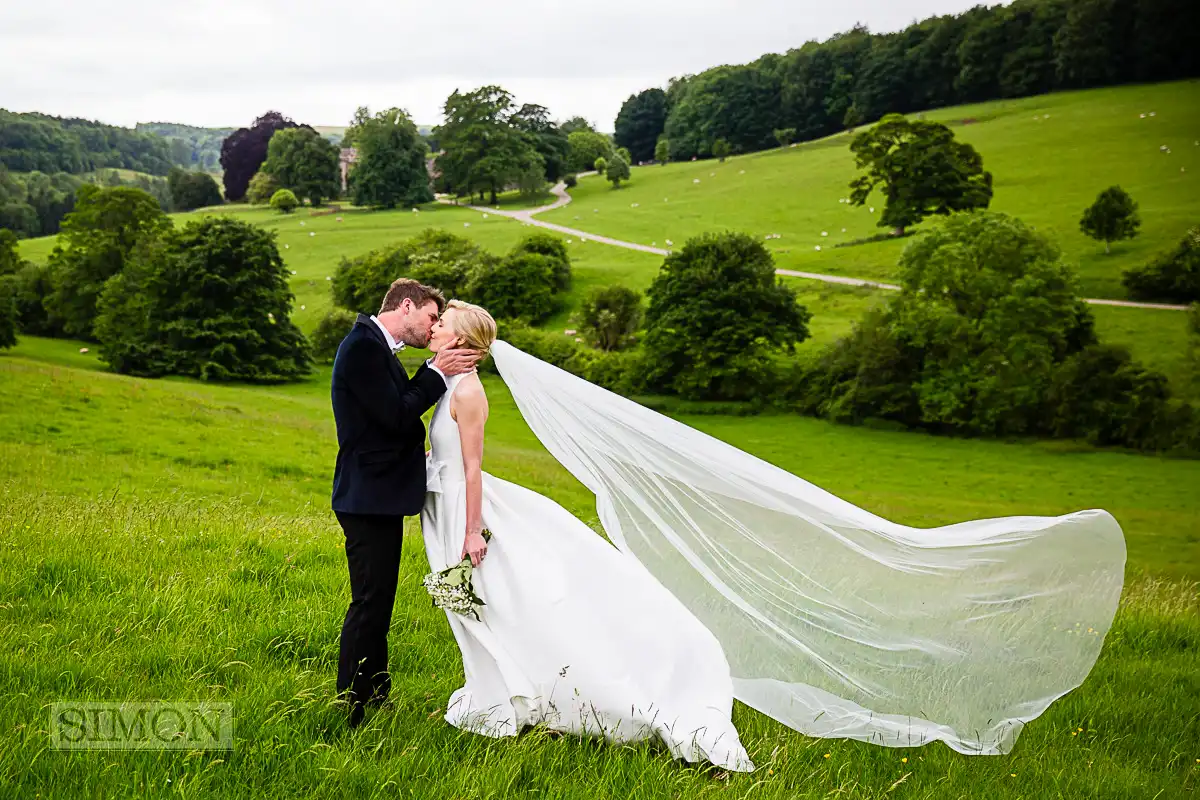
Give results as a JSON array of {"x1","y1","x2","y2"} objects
[{"x1": 330, "y1": 278, "x2": 477, "y2": 728}]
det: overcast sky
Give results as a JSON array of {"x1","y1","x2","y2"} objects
[{"x1": 2, "y1": 1, "x2": 996, "y2": 132}]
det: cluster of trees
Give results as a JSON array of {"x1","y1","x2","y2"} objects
[
  {"x1": 136, "y1": 122, "x2": 234, "y2": 172},
  {"x1": 614, "y1": 0, "x2": 1199, "y2": 161},
  {"x1": 789, "y1": 213, "x2": 1196, "y2": 452},
  {"x1": 434, "y1": 87, "x2": 569, "y2": 204},
  {"x1": 1124, "y1": 225, "x2": 1200, "y2": 303},
  {"x1": 324, "y1": 229, "x2": 573, "y2": 359},
  {"x1": 0, "y1": 184, "x2": 310, "y2": 380},
  {"x1": 166, "y1": 167, "x2": 222, "y2": 212},
  {"x1": 345, "y1": 108, "x2": 432, "y2": 209},
  {"x1": 0, "y1": 110, "x2": 174, "y2": 175},
  {"x1": 220, "y1": 112, "x2": 302, "y2": 202},
  {"x1": 221, "y1": 112, "x2": 346, "y2": 208},
  {"x1": 0, "y1": 165, "x2": 178, "y2": 238},
  {"x1": 478, "y1": 217, "x2": 1200, "y2": 455},
  {"x1": 1073, "y1": 185, "x2": 1197, "y2": 304}
]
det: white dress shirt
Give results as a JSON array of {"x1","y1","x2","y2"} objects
[{"x1": 370, "y1": 315, "x2": 447, "y2": 385}]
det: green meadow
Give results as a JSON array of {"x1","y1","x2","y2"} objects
[
  {"x1": 4, "y1": 80, "x2": 1200, "y2": 798},
  {"x1": 542, "y1": 80, "x2": 1200, "y2": 301},
  {"x1": 2, "y1": 341, "x2": 1198, "y2": 798}
]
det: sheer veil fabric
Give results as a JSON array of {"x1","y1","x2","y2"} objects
[{"x1": 490, "y1": 340, "x2": 1125, "y2": 755}]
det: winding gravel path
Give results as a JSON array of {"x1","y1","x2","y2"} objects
[{"x1": 443, "y1": 181, "x2": 1189, "y2": 312}]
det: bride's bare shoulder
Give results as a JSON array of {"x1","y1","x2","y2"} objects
[{"x1": 450, "y1": 373, "x2": 488, "y2": 420}]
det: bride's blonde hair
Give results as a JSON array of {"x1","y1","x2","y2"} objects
[{"x1": 447, "y1": 300, "x2": 497, "y2": 354}]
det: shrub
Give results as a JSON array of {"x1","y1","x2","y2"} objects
[
  {"x1": 563, "y1": 174, "x2": 577, "y2": 189},
  {"x1": 467, "y1": 252, "x2": 558, "y2": 322},
  {"x1": 1123, "y1": 225, "x2": 1200, "y2": 303},
  {"x1": 616, "y1": 146, "x2": 632, "y2": 165},
  {"x1": 1048, "y1": 344, "x2": 1172, "y2": 449},
  {"x1": 594, "y1": 156, "x2": 608, "y2": 176},
  {"x1": 11, "y1": 261, "x2": 58, "y2": 336},
  {"x1": 0, "y1": 275, "x2": 17, "y2": 349},
  {"x1": 94, "y1": 217, "x2": 311, "y2": 382},
  {"x1": 606, "y1": 155, "x2": 631, "y2": 188},
  {"x1": 712, "y1": 138, "x2": 731, "y2": 162},
  {"x1": 167, "y1": 167, "x2": 223, "y2": 211},
  {"x1": 509, "y1": 233, "x2": 571, "y2": 292},
  {"x1": 791, "y1": 309, "x2": 922, "y2": 426},
  {"x1": 332, "y1": 228, "x2": 481, "y2": 313},
  {"x1": 579, "y1": 285, "x2": 642, "y2": 351},
  {"x1": 654, "y1": 138, "x2": 669, "y2": 164},
  {"x1": 643, "y1": 232, "x2": 810, "y2": 400},
  {"x1": 486, "y1": 320, "x2": 645, "y2": 395},
  {"x1": 311, "y1": 308, "x2": 358, "y2": 363},
  {"x1": 0, "y1": 230, "x2": 22, "y2": 277},
  {"x1": 773, "y1": 128, "x2": 796, "y2": 147},
  {"x1": 246, "y1": 171, "x2": 279, "y2": 205},
  {"x1": 270, "y1": 189, "x2": 299, "y2": 213}
]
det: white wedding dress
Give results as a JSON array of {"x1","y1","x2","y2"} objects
[
  {"x1": 421, "y1": 372, "x2": 754, "y2": 771},
  {"x1": 422, "y1": 342, "x2": 1125, "y2": 763}
]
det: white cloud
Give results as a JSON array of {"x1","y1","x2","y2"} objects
[{"x1": 1, "y1": 0, "x2": 994, "y2": 130}]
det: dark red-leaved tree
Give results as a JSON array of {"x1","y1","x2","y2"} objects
[{"x1": 219, "y1": 112, "x2": 301, "y2": 202}]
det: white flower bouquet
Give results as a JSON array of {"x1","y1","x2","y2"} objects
[{"x1": 422, "y1": 530, "x2": 492, "y2": 620}]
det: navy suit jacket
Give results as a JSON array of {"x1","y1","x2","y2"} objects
[{"x1": 330, "y1": 315, "x2": 447, "y2": 517}]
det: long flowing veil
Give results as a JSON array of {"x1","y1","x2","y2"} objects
[{"x1": 489, "y1": 340, "x2": 1125, "y2": 755}]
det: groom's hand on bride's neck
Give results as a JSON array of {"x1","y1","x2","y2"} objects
[{"x1": 433, "y1": 348, "x2": 481, "y2": 376}]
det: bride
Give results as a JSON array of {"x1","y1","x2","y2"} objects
[{"x1": 420, "y1": 300, "x2": 1125, "y2": 769}]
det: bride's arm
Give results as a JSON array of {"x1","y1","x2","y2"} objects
[{"x1": 454, "y1": 380, "x2": 490, "y2": 567}]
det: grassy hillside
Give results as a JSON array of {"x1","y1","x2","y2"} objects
[
  {"x1": 542, "y1": 81, "x2": 1200, "y2": 301},
  {"x1": 1, "y1": 345, "x2": 1198, "y2": 797},
  {"x1": 17, "y1": 190, "x2": 1198, "y2": 400}
]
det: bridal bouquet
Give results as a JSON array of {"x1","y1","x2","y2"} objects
[{"x1": 422, "y1": 530, "x2": 492, "y2": 620}]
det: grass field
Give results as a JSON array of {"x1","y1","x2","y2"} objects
[
  {"x1": 542, "y1": 81, "x2": 1200, "y2": 301},
  {"x1": 1, "y1": 343, "x2": 1198, "y2": 798},
  {"x1": 3, "y1": 82, "x2": 1199, "y2": 796}
]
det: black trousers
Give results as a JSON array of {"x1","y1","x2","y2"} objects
[{"x1": 335, "y1": 512, "x2": 405, "y2": 708}]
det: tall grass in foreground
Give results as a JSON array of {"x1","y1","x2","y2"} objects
[
  {"x1": 1, "y1": 494, "x2": 1196, "y2": 799},
  {"x1": 1, "y1": 352, "x2": 1198, "y2": 797}
]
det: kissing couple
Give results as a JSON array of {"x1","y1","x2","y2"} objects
[{"x1": 329, "y1": 277, "x2": 1126, "y2": 769}]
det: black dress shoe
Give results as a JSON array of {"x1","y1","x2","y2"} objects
[{"x1": 348, "y1": 703, "x2": 366, "y2": 729}]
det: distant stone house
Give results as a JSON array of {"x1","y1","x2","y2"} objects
[
  {"x1": 339, "y1": 148, "x2": 358, "y2": 193},
  {"x1": 339, "y1": 147, "x2": 441, "y2": 194}
]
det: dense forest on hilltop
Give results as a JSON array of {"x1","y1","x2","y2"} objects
[
  {"x1": 136, "y1": 122, "x2": 235, "y2": 172},
  {"x1": 0, "y1": 110, "x2": 174, "y2": 175},
  {"x1": 616, "y1": 0, "x2": 1200, "y2": 161}
]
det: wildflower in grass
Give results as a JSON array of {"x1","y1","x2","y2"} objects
[
  {"x1": 309, "y1": 232, "x2": 315, "y2": 237},
  {"x1": 901, "y1": 757, "x2": 908, "y2": 763},
  {"x1": 824, "y1": 753, "x2": 831, "y2": 759}
]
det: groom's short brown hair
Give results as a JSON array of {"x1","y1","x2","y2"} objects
[{"x1": 379, "y1": 278, "x2": 446, "y2": 314}]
